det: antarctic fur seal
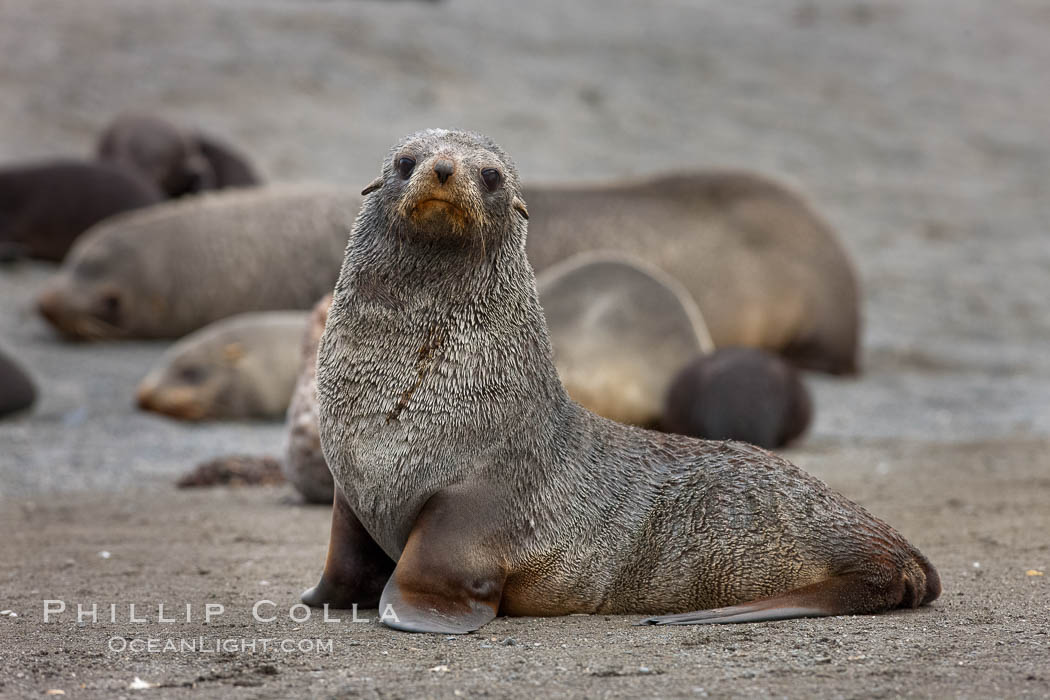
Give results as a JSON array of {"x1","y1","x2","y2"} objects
[
  {"x1": 522, "y1": 172, "x2": 861, "y2": 374},
  {"x1": 305, "y1": 129, "x2": 938, "y2": 634},
  {"x1": 536, "y1": 251, "x2": 713, "y2": 427},
  {"x1": 664, "y1": 347, "x2": 813, "y2": 448},
  {"x1": 0, "y1": 159, "x2": 162, "y2": 262},
  {"x1": 136, "y1": 311, "x2": 309, "y2": 421},
  {"x1": 36, "y1": 185, "x2": 357, "y2": 341},
  {"x1": 0, "y1": 346, "x2": 37, "y2": 417},
  {"x1": 97, "y1": 112, "x2": 261, "y2": 198}
]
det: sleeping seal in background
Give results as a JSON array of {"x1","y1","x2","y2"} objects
[
  {"x1": 664, "y1": 347, "x2": 813, "y2": 448},
  {"x1": 536, "y1": 251, "x2": 713, "y2": 427},
  {"x1": 304, "y1": 128, "x2": 937, "y2": 634},
  {"x1": 97, "y1": 112, "x2": 261, "y2": 198},
  {"x1": 0, "y1": 346, "x2": 37, "y2": 417},
  {"x1": 136, "y1": 311, "x2": 309, "y2": 421},
  {"x1": 176, "y1": 296, "x2": 334, "y2": 501},
  {"x1": 35, "y1": 185, "x2": 359, "y2": 341},
  {"x1": 0, "y1": 159, "x2": 162, "y2": 262},
  {"x1": 522, "y1": 172, "x2": 861, "y2": 374}
]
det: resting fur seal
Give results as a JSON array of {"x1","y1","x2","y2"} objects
[
  {"x1": 536, "y1": 251, "x2": 713, "y2": 427},
  {"x1": 36, "y1": 185, "x2": 357, "y2": 341},
  {"x1": 304, "y1": 129, "x2": 939, "y2": 634},
  {"x1": 522, "y1": 173, "x2": 860, "y2": 374},
  {"x1": 136, "y1": 311, "x2": 308, "y2": 421},
  {"x1": 97, "y1": 112, "x2": 261, "y2": 198},
  {"x1": 0, "y1": 346, "x2": 37, "y2": 417},
  {"x1": 0, "y1": 159, "x2": 162, "y2": 262},
  {"x1": 282, "y1": 295, "x2": 336, "y2": 503},
  {"x1": 664, "y1": 347, "x2": 812, "y2": 448}
]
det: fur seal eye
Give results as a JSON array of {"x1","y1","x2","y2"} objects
[
  {"x1": 481, "y1": 168, "x2": 502, "y2": 192},
  {"x1": 397, "y1": 157, "x2": 416, "y2": 179},
  {"x1": 177, "y1": 365, "x2": 207, "y2": 385}
]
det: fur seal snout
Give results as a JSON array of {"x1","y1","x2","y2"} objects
[{"x1": 308, "y1": 129, "x2": 939, "y2": 635}]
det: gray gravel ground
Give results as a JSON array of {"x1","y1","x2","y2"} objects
[{"x1": 1, "y1": 0, "x2": 1049, "y2": 697}]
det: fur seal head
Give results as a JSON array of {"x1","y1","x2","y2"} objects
[
  {"x1": 97, "y1": 112, "x2": 214, "y2": 198},
  {"x1": 36, "y1": 232, "x2": 142, "y2": 341},
  {"x1": 357, "y1": 128, "x2": 529, "y2": 254},
  {"x1": 136, "y1": 311, "x2": 307, "y2": 421}
]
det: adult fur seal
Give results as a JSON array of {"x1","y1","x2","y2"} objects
[
  {"x1": 282, "y1": 295, "x2": 336, "y2": 503},
  {"x1": 136, "y1": 311, "x2": 309, "y2": 421},
  {"x1": 0, "y1": 346, "x2": 37, "y2": 417},
  {"x1": 536, "y1": 251, "x2": 713, "y2": 427},
  {"x1": 522, "y1": 172, "x2": 860, "y2": 374},
  {"x1": 36, "y1": 185, "x2": 357, "y2": 341},
  {"x1": 0, "y1": 159, "x2": 162, "y2": 262},
  {"x1": 97, "y1": 112, "x2": 261, "y2": 198},
  {"x1": 664, "y1": 347, "x2": 812, "y2": 448},
  {"x1": 304, "y1": 129, "x2": 939, "y2": 634}
]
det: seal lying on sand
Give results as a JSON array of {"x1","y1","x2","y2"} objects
[
  {"x1": 0, "y1": 346, "x2": 37, "y2": 417},
  {"x1": 536, "y1": 251, "x2": 713, "y2": 427},
  {"x1": 136, "y1": 311, "x2": 308, "y2": 421},
  {"x1": 36, "y1": 185, "x2": 357, "y2": 341},
  {"x1": 97, "y1": 112, "x2": 261, "y2": 198},
  {"x1": 523, "y1": 172, "x2": 861, "y2": 374},
  {"x1": 0, "y1": 160, "x2": 162, "y2": 262},
  {"x1": 305, "y1": 129, "x2": 939, "y2": 634},
  {"x1": 664, "y1": 347, "x2": 813, "y2": 448}
]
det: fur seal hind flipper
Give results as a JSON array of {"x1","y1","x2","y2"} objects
[
  {"x1": 638, "y1": 570, "x2": 921, "y2": 626},
  {"x1": 379, "y1": 489, "x2": 507, "y2": 634},
  {"x1": 301, "y1": 486, "x2": 395, "y2": 609}
]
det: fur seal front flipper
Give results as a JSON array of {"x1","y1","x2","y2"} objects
[
  {"x1": 301, "y1": 486, "x2": 394, "y2": 610},
  {"x1": 378, "y1": 488, "x2": 506, "y2": 634}
]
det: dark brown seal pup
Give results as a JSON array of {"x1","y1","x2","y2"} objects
[
  {"x1": 97, "y1": 112, "x2": 261, "y2": 198},
  {"x1": 305, "y1": 129, "x2": 939, "y2": 634},
  {"x1": 0, "y1": 346, "x2": 36, "y2": 417},
  {"x1": 36, "y1": 185, "x2": 357, "y2": 341},
  {"x1": 0, "y1": 159, "x2": 162, "y2": 262},
  {"x1": 663, "y1": 347, "x2": 813, "y2": 449},
  {"x1": 522, "y1": 173, "x2": 861, "y2": 375}
]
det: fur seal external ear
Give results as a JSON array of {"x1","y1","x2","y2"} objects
[
  {"x1": 361, "y1": 176, "x2": 384, "y2": 196},
  {"x1": 512, "y1": 196, "x2": 529, "y2": 220},
  {"x1": 309, "y1": 130, "x2": 937, "y2": 634}
]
